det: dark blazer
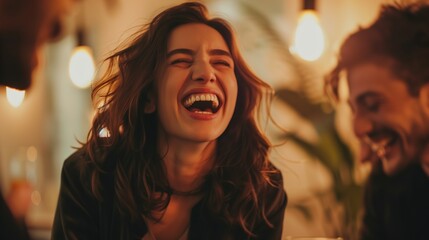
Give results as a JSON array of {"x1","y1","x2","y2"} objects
[
  {"x1": 52, "y1": 150, "x2": 287, "y2": 240},
  {"x1": 0, "y1": 191, "x2": 30, "y2": 240},
  {"x1": 359, "y1": 163, "x2": 429, "y2": 240}
]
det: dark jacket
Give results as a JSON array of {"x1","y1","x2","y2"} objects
[
  {"x1": 52, "y1": 150, "x2": 287, "y2": 240},
  {"x1": 359, "y1": 163, "x2": 429, "y2": 240},
  {"x1": 0, "y1": 191, "x2": 30, "y2": 240}
]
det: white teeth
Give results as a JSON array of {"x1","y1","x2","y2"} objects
[
  {"x1": 183, "y1": 93, "x2": 219, "y2": 109},
  {"x1": 194, "y1": 111, "x2": 212, "y2": 114},
  {"x1": 363, "y1": 136, "x2": 390, "y2": 160},
  {"x1": 365, "y1": 137, "x2": 389, "y2": 151}
]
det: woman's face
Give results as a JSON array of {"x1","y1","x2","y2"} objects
[{"x1": 154, "y1": 23, "x2": 238, "y2": 143}]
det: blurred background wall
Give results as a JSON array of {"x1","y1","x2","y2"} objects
[{"x1": 0, "y1": 0, "x2": 424, "y2": 239}]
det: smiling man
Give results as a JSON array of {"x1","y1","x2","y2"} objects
[{"x1": 326, "y1": 3, "x2": 429, "y2": 240}]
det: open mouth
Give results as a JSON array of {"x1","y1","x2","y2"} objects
[
  {"x1": 365, "y1": 128, "x2": 399, "y2": 159},
  {"x1": 182, "y1": 93, "x2": 221, "y2": 114}
]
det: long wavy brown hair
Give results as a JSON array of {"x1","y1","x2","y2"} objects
[{"x1": 84, "y1": 1, "x2": 280, "y2": 237}]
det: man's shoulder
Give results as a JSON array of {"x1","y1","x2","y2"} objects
[{"x1": 366, "y1": 163, "x2": 429, "y2": 195}]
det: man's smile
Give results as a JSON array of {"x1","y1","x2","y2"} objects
[{"x1": 363, "y1": 128, "x2": 400, "y2": 162}]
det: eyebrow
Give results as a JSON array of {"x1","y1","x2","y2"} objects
[{"x1": 167, "y1": 48, "x2": 232, "y2": 58}]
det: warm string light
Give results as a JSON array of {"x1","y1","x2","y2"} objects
[
  {"x1": 69, "y1": 45, "x2": 95, "y2": 88},
  {"x1": 68, "y1": 12, "x2": 96, "y2": 89},
  {"x1": 6, "y1": 87, "x2": 26, "y2": 108},
  {"x1": 291, "y1": 0, "x2": 325, "y2": 61}
]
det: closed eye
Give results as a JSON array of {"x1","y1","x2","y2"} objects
[
  {"x1": 170, "y1": 58, "x2": 192, "y2": 68},
  {"x1": 362, "y1": 99, "x2": 380, "y2": 112},
  {"x1": 357, "y1": 93, "x2": 382, "y2": 113},
  {"x1": 211, "y1": 58, "x2": 233, "y2": 68},
  {"x1": 213, "y1": 61, "x2": 230, "y2": 67}
]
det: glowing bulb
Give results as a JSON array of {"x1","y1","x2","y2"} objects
[
  {"x1": 6, "y1": 87, "x2": 25, "y2": 108},
  {"x1": 291, "y1": 10, "x2": 325, "y2": 61},
  {"x1": 69, "y1": 46, "x2": 95, "y2": 88}
]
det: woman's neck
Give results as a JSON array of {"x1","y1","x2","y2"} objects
[{"x1": 158, "y1": 135, "x2": 216, "y2": 193}]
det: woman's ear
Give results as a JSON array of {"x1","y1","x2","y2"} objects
[{"x1": 144, "y1": 94, "x2": 156, "y2": 113}]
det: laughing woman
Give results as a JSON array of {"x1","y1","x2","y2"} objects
[{"x1": 52, "y1": 2, "x2": 287, "y2": 239}]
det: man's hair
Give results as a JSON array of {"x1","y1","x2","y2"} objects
[
  {"x1": 326, "y1": 3, "x2": 429, "y2": 100},
  {"x1": 83, "y1": 1, "x2": 282, "y2": 237}
]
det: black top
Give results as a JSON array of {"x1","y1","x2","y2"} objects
[
  {"x1": 0, "y1": 191, "x2": 30, "y2": 240},
  {"x1": 52, "y1": 150, "x2": 287, "y2": 240},
  {"x1": 359, "y1": 163, "x2": 429, "y2": 240}
]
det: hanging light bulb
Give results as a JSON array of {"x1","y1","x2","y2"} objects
[
  {"x1": 6, "y1": 87, "x2": 26, "y2": 108},
  {"x1": 291, "y1": 0, "x2": 325, "y2": 61},
  {"x1": 69, "y1": 28, "x2": 95, "y2": 88}
]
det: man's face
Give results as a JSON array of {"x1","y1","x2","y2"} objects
[
  {"x1": 347, "y1": 62, "x2": 429, "y2": 175},
  {"x1": 154, "y1": 23, "x2": 238, "y2": 144}
]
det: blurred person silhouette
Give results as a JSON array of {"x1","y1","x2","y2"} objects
[
  {"x1": 52, "y1": 2, "x2": 287, "y2": 239},
  {"x1": 0, "y1": 0, "x2": 73, "y2": 239},
  {"x1": 326, "y1": 3, "x2": 429, "y2": 240}
]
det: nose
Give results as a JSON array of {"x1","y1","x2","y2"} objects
[
  {"x1": 352, "y1": 111, "x2": 373, "y2": 139},
  {"x1": 191, "y1": 60, "x2": 216, "y2": 83}
]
